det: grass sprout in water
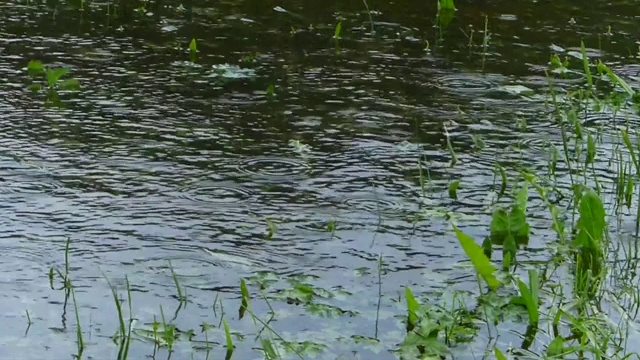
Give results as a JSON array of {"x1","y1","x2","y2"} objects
[
  {"x1": 8, "y1": 4, "x2": 640, "y2": 356},
  {"x1": 26, "y1": 60, "x2": 80, "y2": 107}
]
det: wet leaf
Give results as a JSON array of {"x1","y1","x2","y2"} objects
[
  {"x1": 27, "y1": 83, "x2": 42, "y2": 93},
  {"x1": 586, "y1": 132, "x2": 596, "y2": 166},
  {"x1": 495, "y1": 347, "x2": 508, "y2": 360},
  {"x1": 547, "y1": 336, "x2": 564, "y2": 357},
  {"x1": 448, "y1": 180, "x2": 460, "y2": 200},
  {"x1": 333, "y1": 21, "x2": 342, "y2": 39},
  {"x1": 46, "y1": 67, "x2": 70, "y2": 88},
  {"x1": 223, "y1": 319, "x2": 234, "y2": 360},
  {"x1": 452, "y1": 224, "x2": 500, "y2": 290},
  {"x1": 405, "y1": 287, "x2": 419, "y2": 331},
  {"x1": 60, "y1": 78, "x2": 80, "y2": 91},
  {"x1": 239, "y1": 279, "x2": 250, "y2": 319},
  {"x1": 27, "y1": 60, "x2": 44, "y2": 76},
  {"x1": 261, "y1": 338, "x2": 278, "y2": 360}
]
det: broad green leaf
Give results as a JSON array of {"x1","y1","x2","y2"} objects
[
  {"x1": 490, "y1": 208, "x2": 509, "y2": 244},
  {"x1": 576, "y1": 189, "x2": 605, "y2": 246},
  {"x1": 60, "y1": 78, "x2": 80, "y2": 91},
  {"x1": 547, "y1": 336, "x2": 564, "y2": 357},
  {"x1": 46, "y1": 67, "x2": 70, "y2": 88},
  {"x1": 27, "y1": 60, "x2": 44, "y2": 76},
  {"x1": 481, "y1": 236, "x2": 492, "y2": 259},
  {"x1": 510, "y1": 207, "x2": 530, "y2": 243},
  {"x1": 27, "y1": 83, "x2": 43, "y2": 92},
  {"x1": 452, "y1": 224, "x2": 500, "y2": 290},
  {"x1": 438, "y1": 0, "x2": 456, "y2": 11}
]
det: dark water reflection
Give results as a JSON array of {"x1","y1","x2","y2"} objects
[{"x1": 1, "y1": 0, "x2": 640, "y2": 358}]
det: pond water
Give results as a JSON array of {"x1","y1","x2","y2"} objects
[{"x1": 1, "y1": 0, "x2": 639, "y2": 359}]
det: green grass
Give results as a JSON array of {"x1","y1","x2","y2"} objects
[{"x1": 14, "y1": 1, "x2": 640, "y2": 359}]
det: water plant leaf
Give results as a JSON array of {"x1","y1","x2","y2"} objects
[
  {"x1": 27, "y1": 83, "x2": 42, "y2": 92},
  {"x1": 438, "y1": 0, "x2": 456, "y2": 11},
  {"x1": 547, "y1": 336, "x2": 564, "y2": 357},
  {"x1": 517, "y1": 270, "x2": 539, "y2": 326},
  {"x1": 261, "y1": 338, "x2": 278, "y2": 359},
  {"x1": 333, "y1": 21, "x2": 342, "y2": 39},
  {"x1": 496, "y1": 165, "x2": 507, "y2": 198},
  {"x1": 27, "y1": 60, "x2": 44, "y2": 76},
  {"x1": 223, "y1": 319, "x2": 234, "y2": 360},
  {"x1": 586, "y1": 132, "x2": 596, "y2": 166},
  {"x1": 516, "y1": 183, "x2": 528, "y2": 213},
  {"x1": 502, "y1": 233, "x2": 516, "y2": 269},
  {"x1": 452, "y1": 224, "x2": 500, "y2": 290},
  {"x1": 490, "y1": 206, "x2": 529, "y2": 246},
  {"x1": 405, "y1": 287, "x2": 419, "y2": 331},
  {"x1": 46, "y1": 67, "x2": 70, "y2": 88},
  {"x1": 481, "y1": 236, "x2": 492, "y2": 259},
  {"x1": 494, "y1": 347, "x2": 508, "y2": 360},
  {"x1": 239, "y1": 279, "x2": 250, "y2": 319},
  {"x1": 574, "y1": 189, "x2": 605, "y2": 247},
  {"x1": 59, "y1": 78, "x2": 80, "y2": 91},
  {"x1": 448, "y1": 180, "x2": 460, "y2": 200}
]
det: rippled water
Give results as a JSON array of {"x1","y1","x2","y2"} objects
[{"x1": 1, "y1": 0, "x2": 640, "y2": 358}]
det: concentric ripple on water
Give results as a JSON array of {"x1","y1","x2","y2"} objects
[
  {"x1": 174, "y1": 181, "x2": 254, "y2": 205},
  {"x1": 434, "y1": 72, "x2": 508, "y2": 96},
  {"x1": 237, "y1": 156, "x2": 311, "y2": 178}
]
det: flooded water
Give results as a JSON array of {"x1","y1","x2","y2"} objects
[{"x1": 1, "y1": 0, "x2": 639, "y2": 359}]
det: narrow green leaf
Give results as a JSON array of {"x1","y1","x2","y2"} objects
[
  {"x1": 452, "y1": 224, "x2": 500, "y2": 290},
  {"x1": 496, "y1": 165, "x2": 507, "y2": 198},
  {"x1": 494, "y1": 347, "x2": 508, "y2": 360},
  {"x1": 448, "y1": 180, "x2": 460, "y2": 200},
  {"x1": 333, "y1": 21, "x2": 342, "y2": 39},
  {"x1": 261, "y1": 338, "x2": 278, "y2": 359},
  {"x1": 516, "y1": 182, "x2": 528, "y2": 214},
  {"x1": 586, "y1": 132, "x2": 596, "y2": 166},
  {"x1": 223, "y1": 319, "x2": 234, "y2": 360},
  {"x1": 404, "y1": 287, "x2": 419, "y2": 331},
  {"x1": 517, "y1": 277, "x2": 538, "y2": 326},
  {"x1": 239, "y1": 279, "x2": 250, "y2": 319}
]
